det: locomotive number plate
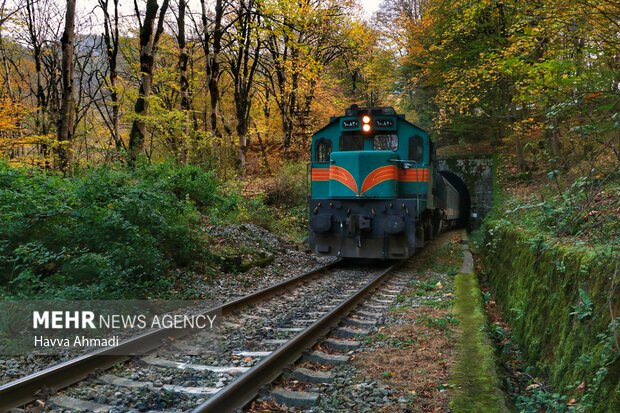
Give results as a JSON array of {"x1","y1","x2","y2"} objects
[{"x1": 375, "y1": 119, "x2": 394, "y2": 128}]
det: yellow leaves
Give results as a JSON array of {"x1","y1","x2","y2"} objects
[{"x1": 0, "y1": 98, "x2": 27, "y2": 131}]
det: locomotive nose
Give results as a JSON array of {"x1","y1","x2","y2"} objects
[{"x1": 329, "y1": 151, "x2": 398, "y2": 198}]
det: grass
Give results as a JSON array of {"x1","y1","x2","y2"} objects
[
  {"x1": 450, "y1": 270, "x2": 510, "y2": 413},
  {"x1": 418, "y1": 313, "x2": 459, "y2": 330}
]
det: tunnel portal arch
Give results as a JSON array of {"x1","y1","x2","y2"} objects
[
  {"x1": 436, "y1": 154, "x2": 494, "y2": 229},
  {"x1": 439, "y1": 170, "x2": 471, "y2": 228}
]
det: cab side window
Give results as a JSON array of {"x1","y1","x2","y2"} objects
[
  {"x1": 315, "y1": 138, "x2": 332, "y2": 163},
  {"x1": 408, "y1": 135, "x2": 424, "y2": 163}
]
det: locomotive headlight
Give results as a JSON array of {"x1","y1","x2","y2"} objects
[
  {"x1": 362, "y1": 123, "x2": 371, "y2": 132},
  {"x1": 362, "y1": 115, "x2": 371, "y2": 124}
]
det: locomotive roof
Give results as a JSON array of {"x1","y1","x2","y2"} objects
[{"x1": 312, "y1": 105, "x2": 422, "y2": 137}]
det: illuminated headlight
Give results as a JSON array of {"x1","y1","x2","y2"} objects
[
  {"x1": 362, "y1": 123, "x2": 371, "y2": 132},
  {"x1": 362, "y1": 115, "x2": 371, "y2": 124}
]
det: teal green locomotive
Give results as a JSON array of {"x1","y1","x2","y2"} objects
[{"x1": 309, "y1": 105, "x2": 461, "y2": 259}]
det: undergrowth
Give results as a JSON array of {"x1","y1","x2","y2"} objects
[
  {"x1": 495, "y1": 167, "x2": 619, "y2": 257},
  {"x1": 0, "y1": 161, "x2": 281, "y2": 299}
]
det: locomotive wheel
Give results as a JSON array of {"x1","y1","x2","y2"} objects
[
  {"x1": 423, "y1": 217, "x2": 433, "y2": 242},
  {"x1": 415, "y1": 223, "x2": 425, "y2": 249},
  {"x1": 432, "y1": 209, "x2": 445, "y2": 237},
  {"x1": 421, "y1": 210, "x2": 433, "y2": 242},
  {"x1": 424, "y1": 223, "x2": 432, "y2": 241},
  {"x1": 434, "y1": 218, "x2": 443, "y2": 236}
]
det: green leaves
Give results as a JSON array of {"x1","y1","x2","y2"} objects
[
  {"x1": 570, "y1": 288, "x2": 593, "y2": 321},
  {"x1": 0, "y1": 162, "x2": 218, "y2": 299}
]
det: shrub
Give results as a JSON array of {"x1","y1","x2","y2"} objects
[
  {"x1": 0, "y1": 162, "x2": 211, "y2": 299},
  {"x1": 265, "y1": 161, "x2": 308, "y2": 208},
  {"x1": 135, "y1": 161, "x2": 219, "y2": 211}
]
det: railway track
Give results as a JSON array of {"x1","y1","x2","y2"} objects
[{"x1": 1, "y1": 259, "x2": 410, "y2": 413}]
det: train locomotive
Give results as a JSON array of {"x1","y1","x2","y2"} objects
[{"x1": 309, "y1": 105, "x2": 462, "y2": 259}]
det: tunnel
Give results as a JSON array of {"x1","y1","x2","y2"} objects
[{"x1": 439, "y1": 170, "x2": 471, "y2": 228}]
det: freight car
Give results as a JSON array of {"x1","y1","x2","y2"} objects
[{"x1": 308, "y1": 105, "x2": 463, "y2": 259}]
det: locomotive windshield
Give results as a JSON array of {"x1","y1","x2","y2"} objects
[
  {"x1": 339, "y1": 134, "x2": 364, "y2": 151},
  {"x1": 373, "y1": 134, "x2": 398, "y2": 151},
  {"x1": 339, "y1": 133, "x2": 399, "y2": 152}
]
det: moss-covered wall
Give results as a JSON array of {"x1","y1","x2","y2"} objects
[{"x1": 481, "y1": 225, "x2": 619, "y2": 412}]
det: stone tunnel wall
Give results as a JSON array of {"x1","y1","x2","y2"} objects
[{"x1": 437, "y1": 154, "x2": 495, "y2": 224}]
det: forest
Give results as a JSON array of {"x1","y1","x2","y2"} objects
[
  {"x1": 0, "y1": 0, "x2": 616, "y2": 287},
  {"x1": 0, "y1": 1, "x2": 618, "y2": 411},
  {"x1": 0, "y1": 0, "x2": 617, "y2": 177},
  {"x1": 0, "y1": 0, "x2": 617, "y2": 290}
]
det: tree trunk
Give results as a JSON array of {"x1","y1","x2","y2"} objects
[
  {"x1": 0, "y1": 31, "x2": 14, "y2": 100},
  {"x1": 208, "y1": 0, "x2": 224, "y2": 138},
  {"x1": 25, "y1": 0, "x2": 49, "y2": 147},
  {"x1": 235, "y1": 94, "x2": 250, "y2": 174},
  {"x1": 128, "y1": 0, "x2": 169, "y2": 164},
  {"x1": 100, "y1": 0, "x2": 123, "y2": 152},
  {"x1": 57, "y1": 0, "x2": 77, "y2": 171},
  {"x1": 548, "y1": 120, "x2": 562, "y2": 167},
  {"x1": 514, "y1": 135, "x2": 529, "y2": 173},
  {"x1": 198, "y1": 0, "x2": 211, "y2": 132},
  {"x1": 283, "y1": 49, "x2": 299, "y2": 158},
  {"x1": 229, "y1": 0, "x2": 260, "y2": 175},
  {"x1": 254, "y1": 121, "x2": 271, "y2": 175},
  {"x1": 177, "y1": 0, "x2": 190, "y2": 162}
]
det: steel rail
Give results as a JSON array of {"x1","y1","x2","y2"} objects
[
  {"x1": 0, "y1": 260, "x2": 340, "y2": 412},
  {"x1": 192, "y1": 260, "x2": 404, "y2": 413}
]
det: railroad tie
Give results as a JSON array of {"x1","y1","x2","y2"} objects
[
  {"x1": 359, "y1": 303, "x2": 386, "y2": 311},
  {"x1": 97, "y1": 374, "x2": 219, "y2": 396},
  {"x1": 354, "y1": 310, "x2": 382, "y2": 319},
  {"x1": 48, "y1": 395, "x2": 180, "y2": 413},
  {"x1": 342, "y1": 317, "x2": 378, "y2": 328},
  {"x1": 302, "y1": 350, "x2": 350, "y2": 365},
  {"x1": 48, "y1": 396, "x2": 111, "y2": 413},
  {"x1": 262, "y1": 339, "x2": 289, "y2": 345},
  {"x1": 276, "y1": 327, "x2": 304, "y2": 333},
  {"x1": 270, "y1": 388, "x2": 320, "y2": 409},
  {"x1": 323, "y1": 338, "x2": 361, "y2": 352},
  {"x1": 287, "y1": 367, "x2": 334, "y2": 384},
  {"x1": 331, "y1": 326, "x2": 370, "y2": 339},
  {"x1": 292, "y1": 319, "x2": 318, "y2": 324},
  {"x1": 232, "y1": 350, "x2": 272, "y2": 358},
  {"x1": 371, "y1": 297, "x2": 394, "y2": 304},
  {"x1": 141, "y1": 356, "x2": 249, "y2": 375}
]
